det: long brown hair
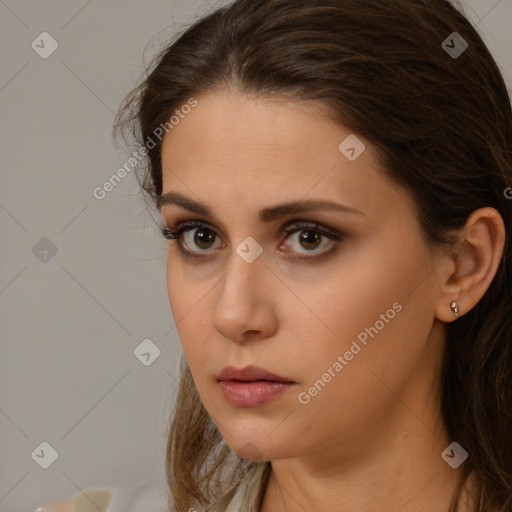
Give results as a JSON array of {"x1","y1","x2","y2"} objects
[{"x1": 114, "y1": 0, "x2": 512, "y2": 510}]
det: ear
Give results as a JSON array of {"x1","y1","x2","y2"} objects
[{"x1": 435, "y1": 207, "x2": 506, "y2": 323}]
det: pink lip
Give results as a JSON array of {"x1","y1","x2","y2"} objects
[
  {"x1": 218, "y1": 380, "x2": 295, "y2": 407},
  {"x1": 217, "y1": 365, "x2": 294, "y2": 383},
  {"x1": 217, "y1": 366, "x2": 296, "y2": 408}
]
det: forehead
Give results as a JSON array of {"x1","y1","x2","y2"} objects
[
  {"x1": 163, "y1": 91, "x2": 338, "y2": 163},
  {"x1": 159, "y1": 89, "x2": 405, "y2": 219}
]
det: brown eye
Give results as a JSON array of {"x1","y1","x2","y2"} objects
[
  {"x1": 281, "y1": 221, "x2": 342, "y2": 257},
  {"x1": 163, "y1": 219, "x2": 343, "y2": 261},
  {"x1": 193, "y1": 227, "x2": 217, "y2": 249},
  {"x1": 298, "y1": 229, "x2": 322, "y2": 251}
]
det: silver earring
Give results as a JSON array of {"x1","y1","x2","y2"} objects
[{"x1": 450, "y1": 301, "x2": 459, "y2": 318}]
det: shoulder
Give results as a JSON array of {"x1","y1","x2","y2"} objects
[
  {"x1": 35, "y1": 489, "x2": 113, "y2": 512},
  {"x1": 34, "y1": 498, "x2": 71, "y2": 511}
]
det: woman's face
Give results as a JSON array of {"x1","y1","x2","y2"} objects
[{"x1": 160, "y1": 89, "x2": 448, "y2": 463}]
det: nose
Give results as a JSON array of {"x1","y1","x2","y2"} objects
[{"x1": 212, "y1": 249, "x2": 278, "y2": 344}]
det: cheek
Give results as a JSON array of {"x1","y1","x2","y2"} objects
[
  {"x1": 293, "y1": 235, "x2": 435, "y2": 421},
  {"x1": 293, "y1": 268, "x2": 403, "y2": 396},
  {"x1": 291, "y1": 228, "x2": 424, "y2": 347}
]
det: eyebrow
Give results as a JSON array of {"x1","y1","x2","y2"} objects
[{"x1": 158, "y1": 191, "x2": 365, "y2": 222}]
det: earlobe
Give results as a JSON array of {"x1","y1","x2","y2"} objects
[
  {"x1": 449, "y1": 300, "x2": 459, "y2": 319},
  {"x1": 434, "y1": 207, "x2": 506, "y2": 323},
  {"x1": 435, "y1": 297, "x2": 461, "y2": 323}
]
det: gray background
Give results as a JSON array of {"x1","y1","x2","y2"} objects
[{"x1": 0, "y1": 1, "x2": 511, "y2": 511}]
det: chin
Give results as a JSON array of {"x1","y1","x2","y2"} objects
[{"x1": 226, "y1": 433, "x2": 295, "y2": 462}]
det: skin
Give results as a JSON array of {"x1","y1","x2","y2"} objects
[{"x1": 159, "y1": 88, "x2": 505, "y2": 512}]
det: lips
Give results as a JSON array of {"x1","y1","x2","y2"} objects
[{"x1": 217, "y1": 365, "x2": 295, "y2": 383}]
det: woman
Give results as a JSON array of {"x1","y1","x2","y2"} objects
[{"x1": 114, "y1": 0, "x2": 512, "y2": 511}]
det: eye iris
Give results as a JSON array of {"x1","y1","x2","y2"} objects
[
  {"x1": 186, "y1": 227, "x2": 324, "y2": 252},
  {"x1": 194, "y1": 228, "x2": 216, "y2": 249},
  {"x1": 299, "y1": 230, "x2": 321, "y2": 250}
]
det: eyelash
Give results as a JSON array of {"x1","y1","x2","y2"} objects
[{"x1": 160, "y1": 219, "x2": 344, "y2": 261}]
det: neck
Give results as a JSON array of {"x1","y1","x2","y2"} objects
[{"x1": 259, "y1": 400, "x2": 474, "y2": 512}]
